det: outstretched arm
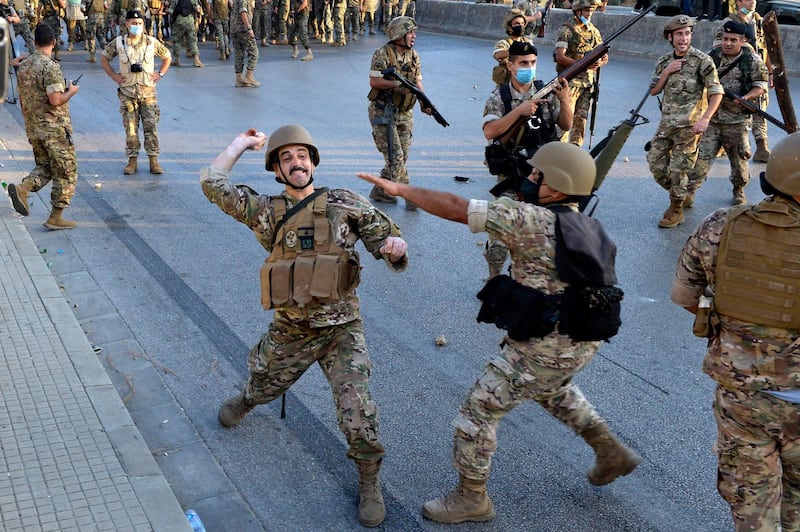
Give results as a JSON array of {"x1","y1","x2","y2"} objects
[
  {"x1": 356, "y1": 173, "x2": 469, "y2": 224},
  {"x1": 211, "y1": 128, "x2": 267, "y2": 172}
]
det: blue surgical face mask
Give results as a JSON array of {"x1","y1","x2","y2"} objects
[
  {"x1": 515, "y1": 67, "x2": 535, "y2": 84},
  {"x1": 128, "y1": 25, "x2": 142, "y2": 36},
  {"x1": 579, "y1": 15, "x2": 589, "y2": 25}
]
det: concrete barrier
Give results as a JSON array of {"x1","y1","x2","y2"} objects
[{"x1": 415, "y1": 0, "x2": 800, "y2": 76}]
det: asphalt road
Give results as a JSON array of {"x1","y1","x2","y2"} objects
[{"x1": 4, "y1": 26, "x2": 798, "y2": 531}]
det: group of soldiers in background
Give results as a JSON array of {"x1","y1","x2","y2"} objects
[{"x1": 2, "y1": 0, "x2": 417, "y2": 64}]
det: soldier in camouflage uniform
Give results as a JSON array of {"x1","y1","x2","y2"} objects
[
  {"x1": 206, "y1": 0, "x2": 230, "y2": 59},
  {"x1": 330, "y1": 0, "x2": 345, "y2": 45},
  {"x1": 313, "y1": 0, "x2": 332, "y2": 42},
  {"x1": 647, "y1": 15, "x2": 723, "y2": 228},
  {"x1": 491, "y1": 9, "x2": 534, "y2": 86},
  {"x1": 204, "y1": 125, "x2": 408, "y2": 529},
  {"x1": 168, "y1": 0, "x2": 202, "y2": 66},
  {"x1": 554, "y1": 0, "x2": 607, "y2": 147},
  {"x1": 274, "y1": 0, "x2": 288, "y2": 42},
  {"x1": 514, "y1": 0, "x2": 542, "y2": 40},
  {"x1": 101, "y1": 9, "x2": 171, "y2": 175},
  {"x1": 252, "y1": 0, "x2": 270, "y2": 47},
  {"x1": 8, "y1": 24, "x2": 80, "y2": 230},
  {"x1": 9, "y1": 0, "x2": 36, "y2": 53},
  {"x1": 83, "y1": 0, "x2": 106, "y2": 62},
  {"x1": 687, "y1": 21, "x2": 768, "y2": 207},
  {"x1": 367, "y1": 16, "x2": 432, "y2": 209},
  {"x1": 671, "y1": 132, "x2": 800, "y2": 532},
  {"x1": 231, "y1": 0, "x2": 259, "y2": 87},
  {"x1": 39, "y1": 0, "x2": 64, "y2": 60},
  {"x1": 356, "y1": 141, "x2": 640, "y2": 524},
  {"x1": 482, "y1": 41, "x2": 571, "y2": 279},
  {"x1": 713, "y1": 0, "x2": 773, "y2": 162},
  {"x1": 287, "y1": 0, "x2": 312, "y2": 60}
]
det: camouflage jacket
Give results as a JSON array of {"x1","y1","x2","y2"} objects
[
  {"x1": 200, "y1": 165, "x2": 408, "y2": 327},
  {"x1": 17, "y1": 51, "x2": 73, "y2": 140},
  {"x1": 468, "y1": 197, "x2": 601, "y2": 368},
  {"x1": 671, "y1": 199, "x2": 800, "y2": 391},
  {"x1": 709, "y1": 46, "x2": 768, "y2": 125},
  {"x1": 368, "y1": 43, "x2": 422, "y2": 102},
  {"x1": 713, "y1": 12, "x2": 767, "y2": 63},
  {"x1": 652, "y1": 46, "x2": 723, "y2": 129},
  {"x1": 231, "y1": 0, "x2": 252, "y2": 33},
  {"x1": 554, "y1": 18, "x2": 601, "y2": 88}
]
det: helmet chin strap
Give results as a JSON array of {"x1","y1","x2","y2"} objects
[
  {"x1": 394, "y1": 35, "x2": 413, "y2": 49},
  {"x1": 276, "y1": 167, "x2": 314, "y2": 190}
]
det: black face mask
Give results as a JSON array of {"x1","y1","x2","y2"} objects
[
  {"x1": 519, "y1": 173, "x2": 543, "y2": 204},
  {"x1": 509, "y1": 25, "x2": 524, "y2": 37}
]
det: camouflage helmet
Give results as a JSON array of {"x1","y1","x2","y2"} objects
[
  {"x1": 526, "y1": 142, "x2": 595, "y2": 196},
  {"x1": 265, "y1": 125, "x2": 320, "y2": 171},
  {"x1": 503, "y1": 8, "x2": 526, "y2": 28},
  {"x1": 764, "y1": 132, "x2": 800, "y2": 196},
  {"x1": 571, "y1": 0, "x2": 599, "y2": 10},
  {"x1": 386, "y1": 16, "x2": 417, "y2": 41},
  {"x1": 663, "y1": 14, "x2": 696, "y2": 39}
]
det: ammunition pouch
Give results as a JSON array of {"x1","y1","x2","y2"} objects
[
  {"x1": 484, "y1": 141, "x2": 529, "y2": 179},
  {"x1": 558, "y1": 285, "x2": 623, "y2": 341},
  {"x1": 692, "y1": 306, "x2": 720, "y2": 338},
  {"x1": 476, "y1": 275, "x2": 559, "y2": 341},
  {"x1": 392, "y1": 91, "x2": 416, "y2": 112},
  {"x1": 260, "y1": 252, "x2": 361, "y2": 309}
]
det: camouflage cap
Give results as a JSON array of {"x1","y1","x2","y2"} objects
[
  {"x1": 663, "y1": 14, "x2": 695, "y2": 39},
  {"x1": 503, "y1": 8, "x2": 527, "y2": 27},
  {"x1": 386, "y1": 16, "x2": 417, "y2": 41},
  {"x1": 571, "y1": 0, "x2": 599, "y2": 10}
]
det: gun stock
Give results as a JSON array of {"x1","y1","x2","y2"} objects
[
  {"x1": 724, "y1": 89, "x2": 789, "y2": 132},
  {"x1": 495, "y1": 4, "x2": 655, "y2": 145},
  {"x1": 381, "y1": 67, "x2": 450, "y2": 127}
]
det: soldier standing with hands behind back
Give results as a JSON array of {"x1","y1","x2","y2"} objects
[
  {"x1": 646, "y1": 15, "x2": 723, "y2": 228},
  {"x1": 101, "y1": 9, "x2": 171, "y2": 175}
]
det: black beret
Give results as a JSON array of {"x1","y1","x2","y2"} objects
[
  {"x1": 126, "y1": 9, "x2": 145, "y2": 19},
  {"x1": 722, "y1": 20, "x2": 748, "y2": 36},
  {"x1": 508, "y1": 41, "x2": 538, "y2": 57}
]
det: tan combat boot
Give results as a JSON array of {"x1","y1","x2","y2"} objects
[
  {"x1": 368, "y1": 185, "x2": 397, "y2": 204},
  {"x1": 355, "y1": 459, "x2": 386, "y2": 527},
  {"x1": 123, "y1": 157, "x2": 138, "y2": 175},
  {"x1": 581, "y1": 423, "x2": 641, "y2": 486},
  {"x1": 260, "y1": 37, "x2": 268, "y2": 47},
  {"x1": 683, "y1": 189, "x2": 696, "y2": 209},
  {"x1": 235, "y1": 72, "x2": 248, "y2": 87},
  {"x1": 244, "y1": 69, "x2": 260, "y2": 87},
  {"x1": 291, "y1": 44, "x2": 299, "y2": 58},
  {"x1": 218, "y1": 392, "x2": 255, "y2": 427},
  {"x1": 276, "y1": 35, "x2": 288, "y2": 45},
  {"x1": 657, "y1": 197, "x2": 684, "y2": 228},
  {"x1": 149, "y1": 156, "x2": 163, "y2": 175},
  {"x1": 43, "y1": 207, "x2": 77, "y2": 230},
  {"x1": 301, "y1": 48, "x2": 314, "y2": 61},
  {"x1": 422, "y1": 475, "x2": 495, "y2": 523},
  {"x1": 8, "y1": 182, "x2": 32, "y2": 216},
  {"x1": 193, "y1": 54, "x2": 204, "y2": 67},
  {"x1": 218, "y1": 47, "x2": 226, "y2": 60},
  {"x1": 87, "y1": 53, "x2": 96, "y2": 63},
  {"x1": 732, "y1": 185, "x2": 746, "y2": 205},
  {"x1": 172, "y1": 57, "x2": 181, "y2": 67},
  {"x1": 753, "y1": 139, "x2": 770, "y2": 163}
]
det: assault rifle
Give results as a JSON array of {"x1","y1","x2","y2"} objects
[
  {"x1": 724, "y1": 88, "x2": 789, "y2": 132},
  {"x1": 536, "y1": 0, "x2": 552, "y2": 39},
  {"x1": 495, "y1": 3, "x2": 656, "y2": 145},
  {"x1": 381, "y1": 66, "x2": 449, "y2": 127}
]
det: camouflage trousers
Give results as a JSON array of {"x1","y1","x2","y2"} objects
[
  {"x1": 243, "y1": 315, "x2": 385, "y2": 461},
  {"x1": 23, "y1": 132, "x2": 78, "y2": 209},
  {"x1": 232, "y1": 29, "x2": 259, "y2": 72},
  {"x1": 288, "y1": 9, "x2": 310, "y2": 49},
  {"x1": 344, "y1": 4, "x2": 359, "y2": 34},
  {"x1": 85, "y1": 13, "x2": 107, "y2": 55},
  {"x1": 561, "y1": 83, "x2": 593, "y2": 147},
  {"x1": 213, "y1": 18, "x2": 231, "y2": 53},
  {"x1": 369, "y1": 102, "x2": 413, "y2": 184},
  {"x1": 276, "y1": 0, "x2": 289, "y2": 36},
  {"x1": 314, "y1": 0, "x2": 332, "y2": 39},
  {"x1": 452, "y1": 338, "x2": 602, "y2": 481},
  {"x1": 172, "y1": 14, "x2": 199, "y2": 57},
  {"x1": 253, "y1": 7, "x2": 270, "y2": 42},
  {"x1": 751, "y1": 92, "x2": 769, "y2": 144},
  {"x1": 67, "y1": 18, "x2": 87, "y2": 46},
  {"x1": 646, "y1": 123, "x2": 700, "y2": 201},
  {"x1": 12, "y1": 19, "x2": 35, "y2": 54},
  {"x1": 331, "y1": 0, "x2": 346, "y2": 43},
  {"x1": 688, "y1": 121, "x2": 751, "y2": 192},
  {"x1": 42, "y1": 15, "x2": 63, "y2": 50},
  {"x1": 118, "y1": 92, "x2": 160, "y2": 157},
  {"x1": 713, "y1": 386, "x2": 800, "y2": 532}
]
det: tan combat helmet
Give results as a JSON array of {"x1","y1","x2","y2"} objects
[
  {"x1": 663, "y1": 14, "x2": 696, "y2": 39},
  {"x1": 265, "y1": 124, "x2": 320, "y2": 171},
  {"x1": 527, "y1": 142, "x2": 596, "y2": 195},
  {"x1": 386, "y1": 16, "x2": 417, "y2": 41},
  {"x1": 764, "y1": 132, "x2": 800, "y2": 196},
  {"x1": 503, "y1": 8, "x2": 527, "y2": 28},
  {"x1": 571, "y1": 0, "x2": 600, "y2": 10}
]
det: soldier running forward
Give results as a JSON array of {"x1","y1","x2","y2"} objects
[
  {"x1": 672, "y1": 132, "x2": 800, "y2": 532},
  {"x1": 202, "y1": 126, "x2": 409, "y2": 528},
  {"x1": 646, "y1": 15, "x2": 723, "y2": 228},
  {"x1": 356, "y1": 141, "x2": 640, "y2": 524}
]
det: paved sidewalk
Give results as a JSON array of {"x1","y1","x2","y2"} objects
[{"x1": 0, "y1": 197, "x2": 191, "y2": 530}]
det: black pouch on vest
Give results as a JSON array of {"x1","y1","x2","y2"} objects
[
  {"x1": 477, "y1": 275, "x2": 558, "y2": 341},
  {"x1": 558, "y1": 285, "x2": 623, "y2": 341},
  {"x1": 485, "y1": 142, "x2": 516, "y2": 177}
]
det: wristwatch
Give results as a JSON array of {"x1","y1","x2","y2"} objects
[{"x1": 158, "y1": 71, "x2": 166, "y2": 78}]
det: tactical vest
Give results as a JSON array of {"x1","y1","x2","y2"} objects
[
  {"x1": 260, "y1": 192, "x2": 361, "y2": 309},
  {"x1": 716, "y1": 202, "x2": 800, "y2": 329},
  {"x1": 116, "y1": 36, "x2": 156, "y2": 83},
  {"x1": 367, "y1": 44, "x2": 418, "y2": 112},
  {"x1": 709, "y1": 48, "x2": 753, "y2": 93},
  {"x1": 150, "y1": 0, "x2": 162, "y2": 10},
  {"x1": 499, "y1": 80, "x2": 558, "y2": 154}
]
